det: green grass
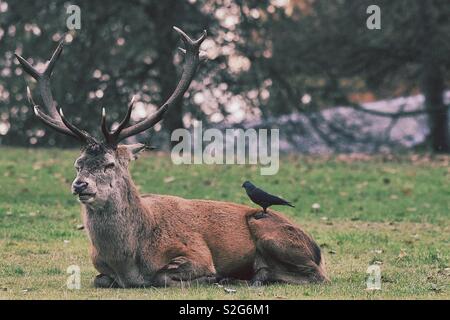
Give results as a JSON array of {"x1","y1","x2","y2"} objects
[{"x1": 0, "y1": 147, "x2": 448, "y2": 299}]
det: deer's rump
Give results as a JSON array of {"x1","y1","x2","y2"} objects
[{"x1": 141, "y1": 194, "x2": 259, "y2": 279}]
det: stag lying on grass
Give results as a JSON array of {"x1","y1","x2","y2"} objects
[{"x1": 16, "y1": 27, "x2": 328, "y2": 288}]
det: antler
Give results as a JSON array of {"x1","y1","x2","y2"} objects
[
  {"x1": 16, "y1": 27, "x2": 206, "y2": 147},
  {"x1": 101, "y1": 96, "x2": 136, "y2": 146},
  {"x1": 101, "y1": 26, "x2": 207, "y2": 146},
  {"x1": 15, "y1": 37, "x2": 94, "y2": 143}
]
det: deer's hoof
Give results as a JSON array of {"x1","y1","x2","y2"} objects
[{"x1": 93, "y1": 274, "x2": 118, "y2": 288}]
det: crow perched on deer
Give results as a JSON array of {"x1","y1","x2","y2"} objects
[
  {"x1": 15, "y1": 27, "x2": 328, "y2": 288},
  {"x1": 242, "y1": 181, "x2": 294, "y2": 218}
]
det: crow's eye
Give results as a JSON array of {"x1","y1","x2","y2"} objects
[{"x1": 104, "y1": 163, "x2": 115, "y2": 172}]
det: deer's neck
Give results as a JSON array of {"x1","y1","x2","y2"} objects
[{"x1": 83, "y1": 174, "x2": 151, "y2": 256}]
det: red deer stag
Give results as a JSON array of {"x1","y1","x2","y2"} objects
[{"x1": 16, "y1": 27, "x2": 329, "y2": 288}]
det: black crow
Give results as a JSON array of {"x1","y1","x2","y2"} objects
[{"x1": 242, "y1": 181, "x2": 294, "y2": 217}]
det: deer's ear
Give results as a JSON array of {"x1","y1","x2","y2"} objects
[{"x1": 122, "y1": 143, "x2": 149, "y2": 160}]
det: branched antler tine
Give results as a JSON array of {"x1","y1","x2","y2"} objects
[
  {"x1": 173, "y1": 27, "x2": 195, "y2": 47},
  {"x1": 26, "y1": 86, "x2": 36, "y2": 105},
  {"x1": 101, "y1": 107, "x2": 112, "y2": 142},
  {"x1": 173, "y1": 26, "x2": 207, "y2": 47},
  {"x1": 15, "y1": 54, "x2": 41, "y2": 80},
  {"x1": 26, "y1": 86, "x2": 77, "y2": 138},
  {"x1": 37, "y1": 77, "x2": 59, "y2": 119},
  {"x1": 113, "y1": 96, "x2": 136, "y2": 136},
  {"x1": 193, "y1": 30, "x2": 207, "y2": 46},
  {"x1": 32, "y1": 106, "x2": 78, "y2": 138},
  {"x1": 113, "y1": 27, "x2": 207, "y2": 143},
  {"x1": 101, "y1": 97, "x2": 135, "y2": 145},
  {"x1": 16, "y1": 37, "x2": 65, "y2": 119},
  {"x1": 44, "y1": 36, "x2": 64, "y2": 77},
  {"x1": 38, "y1": 37, "x2": 65, "y2": 118},
  {"x1": 17, "y1": 37, "x2": 94, "y2": 142},
  {"x1": 58, "y1": 108, "x2": 91, "y2": 142}
]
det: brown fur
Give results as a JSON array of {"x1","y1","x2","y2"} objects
[{"x1": 74, "y1": 145, "x2": 328, "y2": 288}]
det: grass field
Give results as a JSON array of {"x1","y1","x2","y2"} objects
[{"x1": 0, "y1": 147, "x2": 448, "y2": 299}]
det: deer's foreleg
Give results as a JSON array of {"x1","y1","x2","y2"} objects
[{"x1": 152, "y1": 255, "x2": 217, "y2": 287}]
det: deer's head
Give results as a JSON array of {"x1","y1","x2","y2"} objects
[
  {"x1": 70, "y1": 143, "x2": 147, "y2": 205},
  {"x1": 16, "y1": 27, "x2": 206, "y2": 206}
]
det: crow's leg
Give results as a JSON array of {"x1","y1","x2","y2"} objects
[{"x1": 254, "y1": 207, "x2": 268, "y2": 220}]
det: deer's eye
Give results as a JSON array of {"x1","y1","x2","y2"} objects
[
  {"x1": 104, "y1": 163, "x2": 115, "y2": 172},
  {"x1": 75, "y1": 166, "x2": 81, "y2": 172}
]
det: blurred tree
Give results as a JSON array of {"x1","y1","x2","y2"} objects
[
  {"x1": 1, "y1": 0, "x2": 449, "y2": 153},
  {"x1": 233, "y1": 0, "x2": 450, "y2": 153},
  {"x1": 0, "y1": 0, "x2": 214, "y2": 147}
]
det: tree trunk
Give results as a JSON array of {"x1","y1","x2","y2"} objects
[
  {"x1": 152, "y1": 2, "x2": 185, "y2": 148},
  {"x1": 422, "y1": 62, "x2": 449, "y2": 153},
  {"x1": 419, "y1": 1, "x2": 449, "y2": 153},
  {"x1": 158, "y1": 51, "x2": 184, "y2": 144}
]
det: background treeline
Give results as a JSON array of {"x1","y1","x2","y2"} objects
[{"x1": 0, "y1": 0, "x2": 449, "y2": 152}]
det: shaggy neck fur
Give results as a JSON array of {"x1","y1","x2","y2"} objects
[{"x1": 83, "y1": 169, "x2": 152, "y2": 258}]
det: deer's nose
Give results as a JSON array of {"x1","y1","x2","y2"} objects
[{"x1": 73, "y1": 180, "x2": 88, "y2": 194}]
